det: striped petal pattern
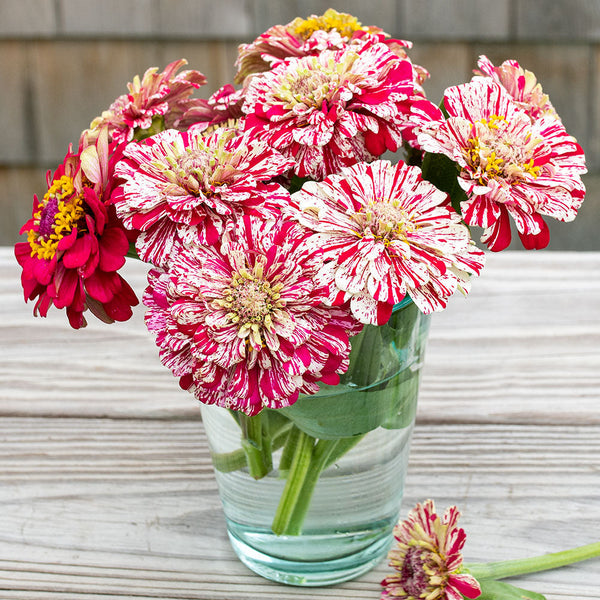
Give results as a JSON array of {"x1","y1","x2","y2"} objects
[
  {"x1": 242, "y1": 40, "x2": 436, "y2": 180},
  {"x1": 87, "y1": 59, "x2": 207, "y2": 143},
  {"x1": 114, "y1": 127, "x2": 294, "y2": 267},
  {"x1": 381, "y1": 500, "x2": 482, "y2": 600},
  {"x1": 418, "y1": 78, "x2": 586, "y2": 251},
  {"x1": 233, "y1": 8, "x2": 418, "y2": 85},
  {"x1": 288, "y1": 160, "x2": 485, "y2": 324},
  {"x1": 143, "y1": 215, "x2": 360, "y2": 415},
  {"x1": 475, "y1": 55, "x2": 558, "y2": 121}
]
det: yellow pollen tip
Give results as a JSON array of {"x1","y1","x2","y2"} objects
[
  {"x1": 479, "y1": 114, "x2": 507, "y2": 129},
  {"x1": 292, "y1": 9, "x2": 365, "y2": 40},
  {"x1": 28, "y1": 175, "x2": 85, "y2": 261}
]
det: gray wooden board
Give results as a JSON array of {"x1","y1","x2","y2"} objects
[{"x1": 1, "y1": 248, "x2": 599, "y2": 598}]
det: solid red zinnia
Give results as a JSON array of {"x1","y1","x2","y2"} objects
[{"x1": 15, "y1": 129, "x2": 138, "y2": 329}]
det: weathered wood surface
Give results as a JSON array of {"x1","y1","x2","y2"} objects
[{"x1": 1, "y1": 247, "x2": 599, "y2": 599}]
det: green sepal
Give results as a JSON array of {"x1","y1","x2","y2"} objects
[
  {"x1": 288, "y1": 175, "x2": 313, "y2": 194},
  {"x1": 133, "y1": 115, "x2": 166, "y2": 141},
  {"x1": 475, "y1": 579, "x2": 547, "y2": 600},
  {"x1": 421, "y1": 150, "x2": 468, "y2": 214}
]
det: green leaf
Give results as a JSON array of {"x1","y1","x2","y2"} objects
[
  {"x1": 288, "y1": 175, "x2": 312, "y2": 194},
  {"x1": 276, "y1": 303, "x2": 429, "y2": 439},
  {"x1": 276, "y1": 377, "x2": 414, "y2": 439},
  {"x1": 421, "y1": 150, "x2": 468, "y2": 214},
  {"x1": 381, "y1": 370, "x2": 420, "y2": 429},
  {"x1": 476, "y1": 579, "x2": 547, "y2": 600}
]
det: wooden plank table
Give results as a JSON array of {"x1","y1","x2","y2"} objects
[{"x1": 0, "y1": 247, "x2": 599, "y2": 599}]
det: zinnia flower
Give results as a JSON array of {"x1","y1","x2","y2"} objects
[
  {"x1": 418, "y1": 78, "x2": 586, "y2": 251},
  {"x1": 381, "y1": 500, "x2": 481, "y2": 600},
  {"x1": 234, "y1": 8, "x2": 417, "y2": 84},
  {"x1": 242, "y1": 40, "x2": 438, "y2": 180},
  {"x1": 113, "y1": 127, "x2": 294, "y2": 267},
  {"x1": 143, "y1": 215, "x2": 360, "y2": 415},
  {"x1": 14, "y1": 129, "x2": 138, "y2": 329},
  {"x1": 288, "y1": 160, "x2": 485, "y2": 325},
  {"x1": 474, "y1": 55, "x2": 558, "y2": 121},
  {"x1": 87, "y1": 59, "x2": 207, "y2": 143}
]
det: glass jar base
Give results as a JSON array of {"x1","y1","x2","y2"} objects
[{"x1": 227, "y1": 528, "x2": 393, "y2": 587}]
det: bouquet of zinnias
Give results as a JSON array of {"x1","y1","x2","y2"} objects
[{"x1": 15, "y1": 9, "x2": 586, "y2": 546}]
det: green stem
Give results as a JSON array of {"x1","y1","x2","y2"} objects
[
  {"x1": 239, "y1": 412, "x2": 272, "y2": 479},
  {"x1": 272, "y1": 428, "x2": 367, "y2": 535},
  {"x1": 467, "y1": 542, "x2": 600, "y2": 581},
  {"x1": 210, "y1": 422, "x2": 292, "y2": 473},
  {"x1": 278, "y1": 426, "x2": 301, "y2": 477},
  {"x1": 283, "y1": 438, "x2": 341, "y2": 536},
  {"x1": 322, "y1": 434, "x2": 365, "y2": 470},
  {"x1": 271, "y1": 430, "x2": 315, "y2": 535},
  {"x1": 346, "y1": 324, "x2": 382, "y2": 387}
]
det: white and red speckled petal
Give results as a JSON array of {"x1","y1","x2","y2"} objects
[
  {"x1": 418, "y1": 78, "x2": 586, "y2": 251},
  {"x1": 114, "y1": 127, "x2": 294, "y2": 268},
  {"x1": 382, "y1": 499, "x2": 481, "y2": 600},
  {"x1": 242, "y1": 41, "x2": 438, "y2": 179},
  {"x1": 142, "y1": 214, "x2": 358, "y2": 415},
  {"x1": 290, "y1": 159, "x2": 484, "y2": 325}
]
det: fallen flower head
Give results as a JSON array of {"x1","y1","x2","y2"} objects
[
  {"x1": 383, "y1": 500, "x2": 600, "y2": 600},
  {"x1": 382, "y1": 499, "x2": 481, "y2": 600}
]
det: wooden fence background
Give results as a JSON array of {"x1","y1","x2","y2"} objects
[{"x1": 1, "y1": 0, "x2": 599, "y2": 249}]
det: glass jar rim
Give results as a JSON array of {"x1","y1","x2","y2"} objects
[{"x1": 392, "y1": 296, "x2": 413, "y2": 313}]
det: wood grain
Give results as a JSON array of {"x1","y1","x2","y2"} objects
[
  {"x1": 2, "y1": 249, "x2": 599, "y2": 423},
  {"x1": 1, "y1": 248, "x2": 599, "y2": 599},
  {"x1": 0, "y1": 418, "x2": 598, "y2": 599}
]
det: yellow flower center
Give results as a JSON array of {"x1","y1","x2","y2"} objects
[
  {"x1": 466, "y1": 115, "x2": 541, "y2": 184},
  {"x1": 27, "y1": 175, "x2": 86, "y2": 261},
  {"x1": 354, "y1": 199, "x2": 416, "y2": 246},
  {"x1": 214, "y1": 257, "x2": 286, "y2": 350},
  {"x1": 275, "y1": 51, "x2": 359, "y2": 112},
  {"x1": 159, "y1": 129, "x2": 241, "y2": 196},
  {"x1": 291, "y1": 8, "x2": 365, "y2": 40}
]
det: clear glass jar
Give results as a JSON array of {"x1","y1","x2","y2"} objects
[{"x1": 201, "y1": 299, "x2": 431, "y2": 586}]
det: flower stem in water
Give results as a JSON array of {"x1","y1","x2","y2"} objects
[
  {"x1": 239, "y1": 412, "x2": 272, "y2": 479},
  {"x1": 271, "y1": 430, "x2": 315, "y2": 535}
]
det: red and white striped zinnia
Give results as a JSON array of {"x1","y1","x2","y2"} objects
[
  {"x1": 143, "y1": 215, "x2": 360, "y2": 415},
  {"x1": 288, "y1": 160, "x2": 485, "y2": 325},
  {"x1": 474, "y1": 55, "x2": 558, "y2": 121},
  {"x1": 381, "y1": 500, "x2": 482, "y2": 600},
  {"x1": 88, "y1": 59, "x2": 207, "y2": 143},
  {"x1": 113, "y1": 127, "x2": 294, "y2": 267},
  {"x1": 418, "y1": 78, "x2": 586, "y2": 250},
  {"x1": 242, "y1": 40, "x2": 438, "y2": 180}
]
